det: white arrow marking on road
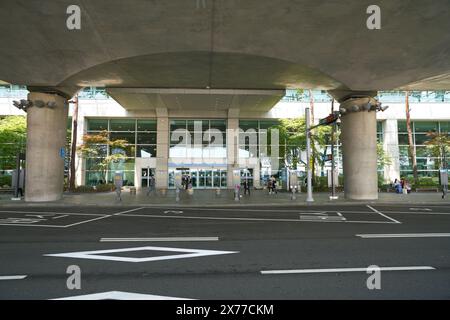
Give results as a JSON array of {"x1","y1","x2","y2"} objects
[
  {"x1": 356, "y1": 233, "x2": 450, "y2": 238},
  {"x1": 52, "y1": 291, "x2": 193, "y2": 300},
  {"x1": 0, "y1": 275, "x2": 27, "y2": 280},
  {"x1": 261, "y1": 266, "x2": 435, "y2": 275},
  {"x1": 45, "y1": 246, "x2": 237, "y2": 263}
]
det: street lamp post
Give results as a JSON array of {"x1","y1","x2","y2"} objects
[{"x1": 306, "y1": 107, "x2": 314, "y2": 203}]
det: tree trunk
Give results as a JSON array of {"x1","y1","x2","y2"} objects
[
  {"x1": 69, "y1": 95, "x2": 79, "y2": 191},
  {"x1": 405, "y1": 91, "x2": 418, "y2": 184}
]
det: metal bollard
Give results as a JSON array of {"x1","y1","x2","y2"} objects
[
  {"x1": 291, "y1": 186, "x2": 296, "y2": 200},
  {"x1": 234, "y1": 185, "x2": 240, "y2": 201}
]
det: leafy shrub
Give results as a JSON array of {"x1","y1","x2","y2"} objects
[
  {"x1": 0, "y1": 175, "x2": 12, "y2": 187},
  {"x1": 74, "y1": 185, "x2": 95, "y2": 193},
  {"x1": 95, "y1": 183, "x2": 116, "y2": 192}
]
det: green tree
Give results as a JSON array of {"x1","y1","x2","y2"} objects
[
  {"x1": 424, "y1": 131, "x2": 450, "y2": 169},
  {"x1": 377, "y1": 142, "x2": 392, "y2": 168},
  {"x1": 0, "y1": 116, "x2": 26, "y2": 170},
  {"x1": 77, "y1": 131, "x2": 129, "y2": 184},
  {"x1": 274, "y1": 117, "x2": 332, "y2": 171}
]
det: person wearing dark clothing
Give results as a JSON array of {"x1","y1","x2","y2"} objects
[{"x1": 243, "y1": 180, "x2": 251, "y2": 195}]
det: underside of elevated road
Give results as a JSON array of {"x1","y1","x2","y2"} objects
[{"x1": 0, "y1": 0, "x2": 449, "y2": 102}]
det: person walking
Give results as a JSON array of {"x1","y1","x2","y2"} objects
[
  {"x1": 271, "y1": 176, "x2": 278, "y2": 194},
  {"x1": 243, "y1": 179, "x2": 251, "y2": 195},
  {"x1": 267, "y1": 179, "x2": 273, "y2": 195},
  {"x1": 147, "y1": 176, "x2": 155, "y2": 196}
]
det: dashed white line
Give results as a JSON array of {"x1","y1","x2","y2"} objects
[
  {"x1": 0, "y1": 275, "x2": 27, "y2": 280},
  {"x1": 357, "y1": 233, "x2": 450, "y2": 238},
  {"x1": 366, "y1": 205, "x2": 401, "y2": 224},
  {"x1": 100, "y1": 237, "x2": 219, "y2": 242},
  {"x1": 261, "y1": 266, "x2": 435, "y2": 275}
]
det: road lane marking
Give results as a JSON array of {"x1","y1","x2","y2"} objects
[
  {"x1": 357, "y1": 233, "x2": 450, "y2": 238},
  {"x1": 63, "y1": 215, "x2": 112, "y2": 228},
  {"x1": 52, "y1": 291, "x2": 193, "y2": 300},
  {"x1": 100, "y1": 237, "x2": 219, "y2": 242},
  {"x1": 261, "y1": 266, "x2": 435, "y2": 275},
  {"x1": 45, "y1": 246, "x2": 238, "y2": 263},
  {"x1": 367, "y1": 205, "x2": 401, "y2": 224},
  {"x1": 52, "y1": 215, "x2": 68, "y2": 219},
  {"x1": 120, "y1": 213, "x2": 392, "y2": 224},
  {"x1": 409, "y1": 208, "x2": 432, "y2": 211},
  {"x1": 0, "y1": 275, "x2": 27, "y2": 280},
  {"x1": 113, "y1": 207, "x2": 145, "y2": 216},
  {"x1": 0, "y1": 210, "x2": 105, "y2": 216}
]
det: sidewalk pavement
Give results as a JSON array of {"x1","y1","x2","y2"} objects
[{"x1": 0, "y1": 189, "x2": 449, "y2": 207}]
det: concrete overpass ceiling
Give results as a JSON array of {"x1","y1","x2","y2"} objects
[
  {"x1": 0, "y1": 0, "x2": 449, "y2": 95},
  {"x1": 58, "y1": 51, "x2": 342, "y2": 90},
  {"x1": 107, "y1": 88, "x2": 286, "y2": 112}
]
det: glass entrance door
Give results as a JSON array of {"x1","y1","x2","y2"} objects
[{"x1": 141, "y1": 168, "x2": 155, "y2": 188}]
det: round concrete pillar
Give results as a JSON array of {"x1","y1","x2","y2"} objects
[
  {"x1": 340, "y1": 106, "x2": 378, "y2": 200},
  {"x1": 25, "y1": 92, "x2": 68, "y2": 202}
]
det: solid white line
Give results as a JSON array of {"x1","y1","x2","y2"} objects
[
  {"x1": 63, "y1": 215, "x2": 112, "y2": 228},
  {"x1": 0, "y1": 210, "x2": 105, "y2": 216},
  {"x1": 121, "y1": 213, "x2": 393, "y2": 224},
  {"x1": 357, "y1": 233, "x2": 450, "y2": 238},
  {"x1": 52, "y1": 215, "x2": 69, "y2": 220},
  {"x1": 261, "y1": 266, "x2": 435, "y2": 275},
  {"x1": 100, "y1": 237, "x2": 219, "y2": 242},
  {"x1": 0, "y1": 275, "x2": 27, "y2": 280},
  {"x1": 113, "y1": 207, "x2": 145, "y2": 216},
  {"x1": 366, "y1": 205, "x2": 401, "y2": 224},
  {"x1": 0, "y1": 223, "x2": 65, "y2": 228}
]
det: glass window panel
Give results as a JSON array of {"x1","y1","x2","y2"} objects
[
  {"x1": 110, "y1": 132, "x2": 135, "y2": 144},
  {"x1": 85, "y1": 171, "x2": 106, "y2": 186},
  {"x1": 397, "y1": 121, "x2": 407, "y2": 133},
  {"x1": 416, "y1": 146, "x2": 431, "y2": 157},
  {"x1": 137, "y1": 120, "x2": 157, "y2": 131},
  {"x1": 110, "y1": 119, "x2": 136, "y2": 131},
  {"x1": 398, "y1": 134, "x2": 410, "y2": 145},
  {"x1": 169, "y1": 145, "x2": 187, "y2": 158},
  {"x1": 86, "y1": 158, "x2": 105, "y2": 170},
  {"x1": 87, "y1": 119, "x2": 108, "y2": 131},
  {"x1": 414, "y1": 133, "x2": 429, "y2": 145},
  {"x1": 239, "y1": 120, "x2": 258, "y2": 131},
  {"x1": 210, "y1": 120, "x2": 226, "y2": 132},
  {"x1": 413, "y1": 121, "x2": 438, "y2": 133},
  {"x1": 137, "y1": 145, "x2": 156, "y2": 158},
  {"x1": 439, "y1": 121, "x2": 450, "y2": 134},
  {"x1": 187, "y1": 120, "x2": 203, "y2": 132},
  {"x1": 171, "y1": 120, "x2": 186, "y2": 131},
  {"x1": 259, "y1": 120, "x2": 279, "y2": 130},
  {"x1": 377, "y1": 121, "x2": 383, "y2": 133},
  {"x1": 137, "y1": 132, "x2": 157, "y2": 144}
]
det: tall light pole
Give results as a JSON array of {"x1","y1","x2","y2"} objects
[{"x1": 306, "y1": 107, "x2": 314, "y2": 202}]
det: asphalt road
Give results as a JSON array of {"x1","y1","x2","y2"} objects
[{"x1": 0, "y1": 203, "x2": 449, "y2": 300}]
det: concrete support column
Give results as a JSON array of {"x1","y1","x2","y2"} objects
[
  {"x1": 25, "y1": 92, "x2": 69, "y2": 201},
  {"x1": 156, "y1": 108, "x2": 169, "y2": 189},
  {"x1": 339, "y1": 96, "x2": 378, "y2": 200},
  {"x1": 383, "y1": 119, "x2": 400, "y2": 183},
  {"x1": 227, "y1": 108, "x2": 239, "y2": 189}
]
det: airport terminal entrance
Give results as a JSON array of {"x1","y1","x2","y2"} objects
[{"x1": 169, "y1": 168, "x2": 227, "y2": 189}]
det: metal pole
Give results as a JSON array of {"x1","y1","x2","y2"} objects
[
  {"x1": 330, "y1": 99, "x2": 337, "y2": 200},
  {"x1": 306, "y1": 107, "x2": 314, "y2": 202},
  {"x1": 14, "y1": 152, "x2": 20, "y2": 198}
]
